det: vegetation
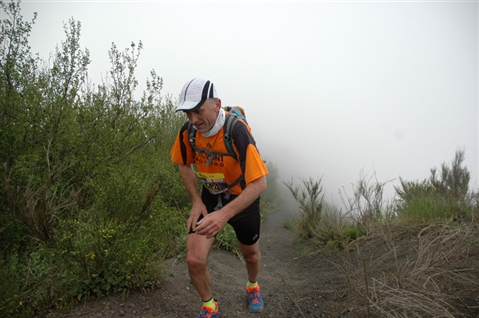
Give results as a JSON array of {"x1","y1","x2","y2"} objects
[
  {"x1": 395, "y1": 150, "x2": 474, "y2": 222},
  {"x1": 1, "y1": 1, "x2": 477, "y2": 317},
  {"x1": 285, "y1": 150, "x2": 477, "y2": 249},
  {"x1": 0, "y1": 1, "x2": 284, "y2": 317},
  {"x1": 284, "y1": 177, "x2": 324, "y2": 241},
  {"x1": 0, "y1": 1, "x2": 188, "y2": 316},
  {"x1": 0, "y1": 1, "x2": 281, "y2": 316},
  {"x1": 284, "y1": 149, "x2": 478, "y2": 316}
]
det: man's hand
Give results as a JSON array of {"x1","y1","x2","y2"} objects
[
  {"x1": 187, "y1": 201, "x2": 208, "y2": 233},
  {"x1": 192, "y1": 176, "x2": 267, "y2": 238},
  {"x1": 194, "y1": 210, "x2": 228, "y2": 239}
]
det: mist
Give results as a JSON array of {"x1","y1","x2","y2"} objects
[{"x1": 21, "y1": 1, "x2": 478, "y2": 206}]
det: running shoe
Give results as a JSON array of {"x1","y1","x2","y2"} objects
[
  {"x1": 196, "y1": 301, "x2": 219, "y2": 318},
  {"x1": 246, "y1": 285, "x2": 264, "y2": 313}
]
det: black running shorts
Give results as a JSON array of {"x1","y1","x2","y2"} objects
[{"x1": 191, "y1": 187, "x2": 261, "y2": 246}]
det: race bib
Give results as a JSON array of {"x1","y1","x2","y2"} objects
[{"x1": 196, "y1": 172, "x2": 229, "y2": 195}]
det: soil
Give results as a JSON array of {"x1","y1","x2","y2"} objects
[{"x1": 61, "y1": 209, "x2": 479, "y2": 318}]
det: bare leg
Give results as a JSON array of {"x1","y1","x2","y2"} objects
[
  {"x1": 186, "y1": 233, "x2": 215, "y2": 301},
  {"x1": 239, "y1": 240, "x2": 261, "y2": 283}
]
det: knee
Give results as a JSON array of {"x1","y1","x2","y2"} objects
[
  {"x1": 186, "y1": 252, "x2": 208, "y2": 271},
  {"x1": 243, "y1": 250, "x2": 261, "y2": 264}
]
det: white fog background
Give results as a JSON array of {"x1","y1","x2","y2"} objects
[{"x1": 19, "y1": 0, "x2": 478, "y2": 206}]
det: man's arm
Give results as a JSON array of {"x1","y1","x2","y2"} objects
[
  {"x1": 178, "y1": 164, "x2": 202, "y2": 204},
  {"x1": 178, "y1": 164, "x2": 207, "y2": 232},
  {"x1": 195, "y1": 175, "x2": 267, "y2": 238}
]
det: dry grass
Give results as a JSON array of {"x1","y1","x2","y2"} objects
[{"x1": 336, "y1": 223, "x2": 479, "y2": 317}]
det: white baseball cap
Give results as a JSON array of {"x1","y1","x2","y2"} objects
[{"x1": 176, "y1": 77, "x2": 219, "y2": 112}]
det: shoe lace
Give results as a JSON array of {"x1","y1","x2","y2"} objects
[
  {"x1": 248, "y1": 288, "x2": 260, "y2": 304},
  {"x1": 197, "y1": 306, "x2": 215, "y2": 318}
]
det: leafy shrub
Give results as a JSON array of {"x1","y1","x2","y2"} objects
[
  {"x1": 0, "y1": 2, "x2": 188, "y2": 315},
  {"x1": 54, "y1": 213, "x2": 165, "y2": 300},
  {"x1": 429, "y1": 150, "x2": 470, "y2": 200},
  {"x1": 395, "y1": 150, "x2": 476, "y2": 223},
  {"x1": 396, "y1": 182, "x2": 459, "y2": 222},
  {"x1": 0, "y1": 170, "x2": 187, "y2": 316}
]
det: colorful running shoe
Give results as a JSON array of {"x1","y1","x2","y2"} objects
[
  {"x1": 196, "y1": 301, "x2": 219, "y2": 318},
  {"x1": 246, "y1": 285, "x2": 264, "y2": 313}
]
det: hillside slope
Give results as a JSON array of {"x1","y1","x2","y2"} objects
[{"x1": 63, "y1": 210, "x2": 479, "y2": 317}]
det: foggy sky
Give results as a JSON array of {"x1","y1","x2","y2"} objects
[{"x1": 20, "y1": 0, "x2": 478, "y2": 204}]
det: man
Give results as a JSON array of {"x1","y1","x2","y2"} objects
[{"x1": 170, "y1": 77, "x2": 268, "y2": 317}]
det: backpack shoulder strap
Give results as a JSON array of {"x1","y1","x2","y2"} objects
[
  {"x1": 188, "y1": 113, "x2": 246, "y2": 205},
  {"x1": 187, "y1": 117, "x2": 238, "y2": 166},
  {"x1": 223, "y1": 112, "x2": 240, "y2": 160},
  {"x1": 187, "y1": 121, "x2": 197, "y2": 151}
]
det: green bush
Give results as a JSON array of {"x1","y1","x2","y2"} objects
[
  {"x1": 395, "y1": 151, "x2": 476, "y2": 223},
  {"x1": 53, "y1": 212, "x2": 168, "y2": 300},
  {"x1": 343, "y1": 224, "x2": 364, "y2": 241},
  {"x1": 0, "y1": 254, "x2": 36, "y2": 317},
  {"x1": 0, "y1": 175, "x2": 187, "y2": 316},
  {"x1": 310, "y1": 206, "x2": 365, "y2": 252},
  {"x1": 47, "y1": 159, "x2": 187, "y2": 303},
  {"x1": 396, "y1": 190, "x2": 472, "y2": 222},
  {"x1": 0, "y1": 1, "x2": 188, "y2": 315}
]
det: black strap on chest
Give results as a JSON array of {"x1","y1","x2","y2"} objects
[
  {"x1": 187, "y1": 113, "x2": 240, "y2": 166},
  {"x1": 187, "y1": 113, "x2": 244, "y2": 209}
]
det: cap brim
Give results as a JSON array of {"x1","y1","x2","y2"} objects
[{"x1": 175, "y1": 100, "x2": 204, "y2": 112}]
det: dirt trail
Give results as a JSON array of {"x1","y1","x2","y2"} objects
[{"x1": 63, "y1": 209, "x2": 360, "y2": 318}]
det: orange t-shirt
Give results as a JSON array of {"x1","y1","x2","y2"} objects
[{"x1": 170, "y1": 118, "x2": 268, "y2": 195}]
